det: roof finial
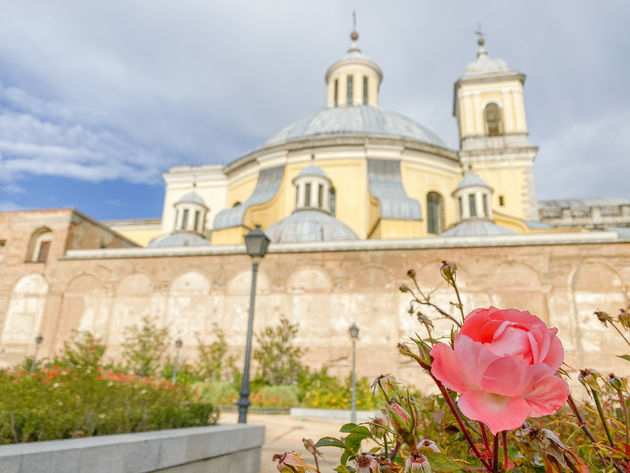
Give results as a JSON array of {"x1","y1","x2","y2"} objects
[
  {"x1": 474, "y1": 24, "x2": 485, "y2": 46},
  {"x1": 348, "y1": 11, "x2": 360, "y2": 52}
]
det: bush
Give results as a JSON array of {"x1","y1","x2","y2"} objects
[
  {"x1": 299, "y1": 368, "x2": 377, "y2": 410},
  {"x1": 251, "y1": 385, "x2": 300, "y2": 408},
  {"x1": 253, "y1": 317, "x2": 304, "y2": 385},
  {"x1": 121, "y1": 315, "x2": 170, "y2": 377},
  {"x1": 0, "y1": 366, "x2": 217, "y2": 444},
  {"x1": 192, "y1": 380, "x2": 239, "y2": 406}
]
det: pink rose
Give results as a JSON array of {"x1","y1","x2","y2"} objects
[{"x1": 431, "y1": 307, "x2": 569, "y2": 434}]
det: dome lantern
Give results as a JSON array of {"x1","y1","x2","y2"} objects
[
  {"x1": 293, "y1": 164, "x2": 332, "y2": 213},
  {"x1": 325, "y1": 28, "x2": 382, "y2": 108},
  {"x1": 172, "y1": 191, "x2": 208, "y2": 235}
]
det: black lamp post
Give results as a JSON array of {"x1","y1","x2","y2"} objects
[
  {"x1": 30, "y1": 335, "x2": 43, "y2": 372},
  {"x1": 349, "y1": 323, "x2": 359, "y2": 424},
  {"x1": 238, "y1": 225, "x2": 270, "y2": 424},
  {"x1": 172, "y1": 338, "x2": 183, "y2": 384}
]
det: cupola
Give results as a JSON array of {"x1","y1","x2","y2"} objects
[
  {"x1": 325, "y1": 28, "x2": 382, "y2": 108},
  {"x1": 172, "y1": 191, "x2": 208, "y2": 235},
  {"x1": 453, "y1": 172, "x2": 494, "y2": 222},
  {"x1": 293, "y1": 164, "x2": 333, "y2": 213}
]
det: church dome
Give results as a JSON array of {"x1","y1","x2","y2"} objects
[
  {"x1": 297, "y1": 164, "x2": 328, "y2": 178},
  {"x1": 178, "y1": 191, "x2": 206, "y2": 206},
  {"x1": 441, "y1": 219, "x2": 515, "y2": 237},
  {"x1": 265, "y1": 210, "x2": 358, "y2": 243},
  {"x1": 264, "y1": 106, "x2": 447, "y2": 149},
  {"x1": 455, "y1": 173, "x2": 489, "y2": 190}
]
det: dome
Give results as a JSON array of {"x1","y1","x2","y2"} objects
[
  {"x1": 297, "y1": 164, "x2": 327, "y2": 178},
  {"x1": 455, "y1": 173, "x2": 489, "y2": 191},
  {"x1": 441, "y1": 219, "x2": 515, "y2": 237},
  {"x1": 264, "y1": 106, "x2": 447, "y2": 149},
  {"x1": 178, "y1": 191, "x2": 206, "y2": 206},
  {"x1": 148, "y1": 233, "x2": 210, "y2": 248},
  {"x1": 265, "y1": 210, "x2": 358, "y2": 243}
]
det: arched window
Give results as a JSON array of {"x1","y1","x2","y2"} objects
[
  {"x1": 484, "y1": 103, "x2": 502, "y2": 136},
  {"x1": 346, "y1": 74, "x2": 354, "y2": 106},
  {"x1": 329, "y1": 187, "x2": 336, "y2": 217},
  {"x1": 427, "y1": 192, "x2": 444, "y2": 234},
  {"x1": 26, "y1": 227, "x2": 53, "y2": 263}
]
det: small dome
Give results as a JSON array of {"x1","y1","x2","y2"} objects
[
  {"x1": 441, "y1": 219, "x2": 515, "y2": 237},
  {"x1": 148, "y1": 233, "x2": 210, "y2": 248},
  {"x1": 264, "y1": 106, "x2": 447, "y2": 149},
  {"x1": 265, "y1": 210, "x2": 358, "y2": 243},
  {"x1": 455, "y1": 173, "x2": 489, "y2": 191},
  {"x1": 178, "y1": 192, "x2": 206, "y2": 206},
  {"x1": 297, "y1": 164, "x2": 327, "y2": 178},
  {"x1": 465, "y1": 46, "x2": 509, "y2": 75}
]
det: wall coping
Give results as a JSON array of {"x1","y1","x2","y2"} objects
[
  {"x1": 60, "y1": 230, "x2": 627, "y2": 260},
  {"x1": 0, "y1": 424, "x2": 264, "y2": 473}
]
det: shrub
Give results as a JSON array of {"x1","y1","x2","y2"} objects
[
  {"x1": 251, "y1": 385, "x2": 300, "y2": 408},
  {"x1": 192, "y1": 380, "x2": 239, "y2": 406},
  {"x1": 0, "y1": 366, "x2": 217, "y2": 444},
  {"x1": 253, "y1": 316, "x2": 304, "y2": 385},
  {"x1": 121, "y1": 315, "x2": 170, "y2": 377}
]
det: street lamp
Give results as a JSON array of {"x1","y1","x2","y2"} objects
[
  {"x1": 349, "y1": 323, "x2": 359, "y2": 424},
  {"x1": 172, "y1": 338, "x2": 183, "y2": 384},
  {"x1": 30, "y1": 335, "x2": 43, "y2": 372},
  {"x1": 238, "y1": 225, "x2": 270, "y2": 424}
]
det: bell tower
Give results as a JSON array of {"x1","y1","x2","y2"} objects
[{"x1": 453, "y1": 35, "x2": 539, "y2": 221}]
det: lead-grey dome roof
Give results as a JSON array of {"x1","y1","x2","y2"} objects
[
  {"x1": 265, "y1": 210, "x2": 358, "y2": 243},
  {"x1": 148, "y1": 232, "x2": 210, "y2": 248},
  {"x1": 177, "y1": 191, "x2": 206, "y2": 206},
  {"x1": 456, "y1": 173, "x2": 490, "y2": 191},
  {"x1": 298, "y1": 164, "x2": 327, "y2": 178},
  {"x1": 264, "y1": 106, "x2": 447, "y2": 149},
  {"x1": 441, "y1": 219, "x2": 515, "y2": 237}
]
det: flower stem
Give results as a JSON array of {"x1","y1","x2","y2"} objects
[
  {"x1": 451, "y1": 280, "x2": 466, "y2": 325},
  {"x1": 411, "y1": 279, "x2": 462, "y2": 328},
  {"x1": 610, "y1": 321, "x2": 630, "y2": 347},
  {"x1": 616, "y1": 388, "x2": 629, "y2": 445},
  {"x1": 501, "y1": 432, "x2": 508, "y2": 471},
  {"x1": 430, "y1": 374, "x2": 492, "y2": 471},
  {"x1": 591, "y1": 388, "x2": 615, "y2": 447},
  {"x1": 492, "y1": 433, "x2": 500, "y2": 473},
  {"x1": 389, "y1": 440, "x2": 401, "y2": 462},
  {"x1": 479, "y1": 422, "x2": 490, "y2": 451},
  {"x1": 566, "y1": 393, "x2": 609, "y2": 467}
]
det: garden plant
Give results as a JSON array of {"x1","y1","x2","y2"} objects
[{"x1": 274, "y1": 262, "x2": 630, "y2": 472}]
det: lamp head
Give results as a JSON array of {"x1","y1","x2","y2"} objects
[
  {"x1": 244, "y1": 225, "x2": 270, "y2": 259},
  {"x1": 349, "y1": 323, "x2": 359, "y2": 340},
  {"x1": 175, "y1": 338, "x2": 183, "y2": 349},
  {"x1": 35, "y1": 335, "x2": 43, "y2": 345}
]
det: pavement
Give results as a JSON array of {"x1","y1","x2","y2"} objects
[{"x1": 219, "y1": 412, "x2": 346, "y2": 473}]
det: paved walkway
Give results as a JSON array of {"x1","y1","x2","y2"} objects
[{"x1": 219, "y1": 412, "x2": 345, "y2": 473}]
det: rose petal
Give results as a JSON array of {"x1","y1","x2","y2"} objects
[
  {"x1": 458, "y1": 390, "x2": 531, "y2": 435},
  {"x1": 523, "y1": 365, "x2": 569, "y2": 417},
  {"x1": 541, "y1": 334, "x2": 564, "y2": 372},
  {"x1": 480, "y1": 356, "x2": 529, "y2": 396},
  {"x1": 430, "y1": 343, "x2": 472, "y2": 393},
  {"x1": 486, "y1": 325, "x2": 533, "y2": 364},
  {"x1": 455, "y1": 335, "x2": 499, "y2": 388}
]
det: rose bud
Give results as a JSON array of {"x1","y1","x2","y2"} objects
[
  {"x1": 369, "y1": 416, "x2": 387, "y2": 438},
  {"x1": 608, "y1": 373, "x2": 625, "y2": 391},
  {"x1": 439, "y1": 261, "x2": 457, "y2": 285},
  {"x1": 595, "y1": 310, "x2": 613, "y2": 326},
  {"x1": 407, "y1": 269, "x2": 416, "y2": 279},
  {"x1": 403, "y1": 452, "x2": 431, "y2": 473},
  {"x1": 399, "y1": 284, "x2": 411, "y2": 293},
  {"x1": 385, "y1": 401, "x2": 414, "y2": 437},
  {"x1": 618, "y1": 310, "x2": 630, "y2": 330}
]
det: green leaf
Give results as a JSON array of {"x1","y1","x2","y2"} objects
[
  {"x1": 344, "y1": 433, "x2": 365, "y2": 452},
  {"x1": 424, "y1": 451, "x2": 467, "y2": 472},
  {"x1": 334, "y1": 465, "x2": 351, "y2": 473},
  {"x1": 340, "y1": 448, "x2": 355, "y2": 466},
  {"x1": 315, "y1": 436, "x2": 346, "y2": 449},
  {"x1": 618, "y1": 355, "x2": 630, "y2": 362},
  {"x1": 340, "y1": 423, "x2": 371, "y2": 437}
]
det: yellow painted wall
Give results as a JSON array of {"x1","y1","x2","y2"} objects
[
  {"x1": 371, "y1": 219, "x2": 423, "y2": 239},
  {"x1": 400, "y1": 160, "x2": 460, "y2": 235},
  {"x1": 211, "y1": 226, "x2": 248, "y2": 245},
  {"x1": 112, "y1": 228, "x2": 161, "y2": 247},
  {"x1": 227, "y1": 173, "x2": 258, "y2": 208},
  {"x1": 472, "y1": 166, "x2": 530, "y2": 220},
  {"x1": 457, "y1": 78, "x2": 527, "y2": 140}
]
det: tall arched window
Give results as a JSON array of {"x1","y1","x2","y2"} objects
[
  {"x1": 427, "y1": 192, "x2": 444, "y2": 234},
  {"x1": 26, "y1": 227, "x2": 53, "y2": 263},
  {"x1": 329, "y1": 187, "x2": 336, "y2": 217},
  {"x1": 484, "y1": 103, "x2": 502, "y2": 136}
]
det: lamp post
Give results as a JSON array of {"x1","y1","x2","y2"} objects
[
  {"x1": 238, "y1": 225, "x2": 270, "y2": 424},
  {"x1": 349, "y1": 323, "x2": 359, "y2": 424},
  {"x1": 172, "y1": 338, "x2": 183, "y2": 384},
  {"x1": 30, "y1": 335, "x2": 43, "y2": 372}
]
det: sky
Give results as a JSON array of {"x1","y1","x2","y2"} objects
[{"x1": 0, "y1": 1, "x2": 628, "y2": 220}]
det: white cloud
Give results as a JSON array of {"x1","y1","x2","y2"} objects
[{"x1": 0, "y1": 200, "x2": 27, "y2": 211}]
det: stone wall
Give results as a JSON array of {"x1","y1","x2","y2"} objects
[
  {"x1": 1, "y1": 234, "x2": 628, "y2": 387},
  {"x1": 0, "y1": 425, "x2": 264, "y2": 473}
]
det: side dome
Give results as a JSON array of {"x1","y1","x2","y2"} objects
[
  {"x1": 148, "y1": 233, "x2": 210, "y2": 248},
  {"x1": 441, "y1": 220, "x2": 515, "y2": 237},
  {"x1": 263, "y1": 106, "x2": 447, "y2": 149},
  {"x1": 265, "y1": 210, "x2": 358, "y2": 243},
  {"x1": 297, "y1": 164, "x2": 328, "y2": 178},
  {"x1": 178, "y1": 191, "x2": 206, "y2": 206}
]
